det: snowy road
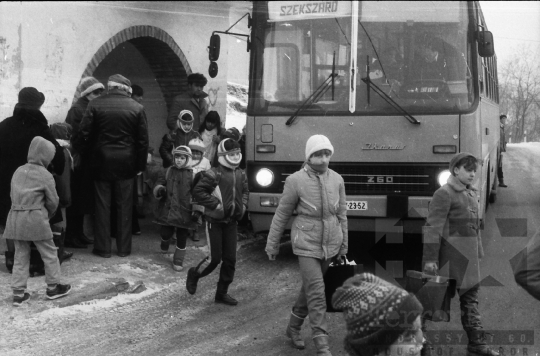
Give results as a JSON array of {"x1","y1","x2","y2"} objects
[{"x1": 1, "y1": 143, "x2": 540, "y2": 355}]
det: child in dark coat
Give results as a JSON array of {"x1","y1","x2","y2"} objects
[
  {"x1": 5, "y1": 137, "x2": 72, "y2": 306},
  {"x1": 422, "y1": 153, "x2": 498, "y2": 356},
  {"x1": 186, "y1": 138, "x2": 249, "y2": 306},
  {"x1": 153, "y1": 145, "x2": 198, "y2": 271},
  {"x1": 159, "y1": 110, "x2": 201, "y2": 168}
]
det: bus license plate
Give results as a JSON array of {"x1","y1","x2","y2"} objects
[{"x1": 346, "y1": 201, "x2": 367, "y2": 210}]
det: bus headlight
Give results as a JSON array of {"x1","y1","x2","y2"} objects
[
  {"x1": 437, "y1": 170, "x2": 451, "y2": 186},
  {"x1": 255, "y1": 168, "x2": 274, "y2": 187}
]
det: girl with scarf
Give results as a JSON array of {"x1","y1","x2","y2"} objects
[{"x1": 265, "y1": 134, "x2": 348, "y2": 356}]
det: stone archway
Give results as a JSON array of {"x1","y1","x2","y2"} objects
[{"x1": 77, "y1": 25, "x2": 191, "y2": 109}]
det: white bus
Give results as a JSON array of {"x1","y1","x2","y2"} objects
[{"x1": 242, "y1": 1, "x2": 499, "y2": 272}]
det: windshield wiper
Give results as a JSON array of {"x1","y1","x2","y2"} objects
[
  {"x1": 286, "y1": 72, "x2": 338, "y2": 126},
  {"x1": 361, "y1": 76, "x2": 420, "y2": 125}
]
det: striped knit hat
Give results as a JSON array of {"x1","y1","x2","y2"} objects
[
  {"x1": 172, "y1": 145, "x2": 192, "y2": 169},
  {"x1": 108, "y1": 74, "x2": 132, "y2": 94},
  {"x1": 78, "y1": 77, "x2": 104, "y2": 98},
  {"x1": 332, "y1": 273, "x2": 423, "y2": 355},
  {"x1": 217, "y1": 138, "x2": 242, "y2": 169}
]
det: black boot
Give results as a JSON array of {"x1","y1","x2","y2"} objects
[
  {"x1": 467, "y1": 330, "x2": 500, "y2": 356},
  {"x1": 186, "y1": 268, "x2": 200, "y2": 295},
  {"x1": 215, "y1": 292, "x2": 238, "y2": 306},
  {"x1": 498, "y1": 178, "x2": 507, "y2": 188}
]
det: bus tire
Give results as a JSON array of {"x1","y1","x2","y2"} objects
[{"x1": 484, "y1": 169, "x2": 491, "y2": 211}]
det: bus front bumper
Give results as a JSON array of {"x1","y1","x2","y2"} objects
[{"x1": 248, "y1": 193, "x2": 430, "y2": 234}]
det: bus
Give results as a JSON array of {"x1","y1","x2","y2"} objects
[{"x1": 243, "y1": 1, "x2": 499, "y2": 273}]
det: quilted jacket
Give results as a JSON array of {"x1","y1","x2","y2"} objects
[{"x1": 266, "y1": 164, "x2": 348, "y2": 260}]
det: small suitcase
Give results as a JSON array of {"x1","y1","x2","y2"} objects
[
  {"x1": 324, "y1": 258, "x2": 363, "y2": 312},
  {"x1": 405, "y1": 270, "x2": 456, "y2": 322}
]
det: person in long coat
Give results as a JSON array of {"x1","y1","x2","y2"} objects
[
  {"x1": 64, "y1": 76, "x2": 105, "y2": 248},
  {"x1": 73, "y1": 74, "x2": 148, "y2": 258},
  {"x1": 0, "y1": 87, "x2": 65, "y2": 271},
  {"x1": 166, "y1": 73, "x2": 209, "y2": 132},
  {"x1": 265, "y1": 135, "x2": 348, "y2": 356},
  {"x1": 422, "y1": 152, "x2": 499, "y2": 356},
  {"x1": 6, "y1": 136, "x2": 71, "y2": 306}
]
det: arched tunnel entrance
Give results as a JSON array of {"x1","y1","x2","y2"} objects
[{"x1": 76, "y1": 26, "x2": 192, "y2": 153}]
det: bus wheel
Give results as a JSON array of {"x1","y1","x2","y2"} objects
[
  {"x1": 489, "y1": 166, "x2": 497, "y2": 204},
  {"x1": 485, "y1": 170, "x2": 492, "y2": 211},
  {"x1": 489, "y1": 190, "x2": 497, "y2": 204}
]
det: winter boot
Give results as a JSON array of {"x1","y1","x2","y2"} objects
[
  {"x1": 5, "y1": 251, "x2": 14, "y2": 273},
  {"x1": 467, "y1": 330, "x2": 500, "y2": 356},
  {"x1": 312, "y1": 334, "x2": 332, "y2": 356},
  {"x1": 172, "y1": 247, "x2": 186, "y2": 271},
  {"x1": 215, "y1": 292, "x2": 238, "y2": 306},
  {"x1": 498, "y1": 178, "x2": 507, "y2": 188},
  {"x1": 285, "y1": 311, "x2": 306, "y2": 349},
  {"x1": 186, "y1": 257, "x2": 208, "y2": 295},
  {"x1": 160, "y1": 238, "x2": 170, "y2": 254}
]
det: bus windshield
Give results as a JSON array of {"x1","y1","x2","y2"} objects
[{"x1": 250, "y1": 1, "x2": 474, "y2": 115}]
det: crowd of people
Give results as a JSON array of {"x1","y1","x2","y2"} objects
[
  {"x1": 0, "y1": 69, "x2": 533, "y2": 356},
  {"x1": 0, "y1": 72, "x2": 249, "y2": 307}
]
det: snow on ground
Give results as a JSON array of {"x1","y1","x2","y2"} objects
[
  {"x1": 509, "y1": 142, "x2": 540, "y2": 155},
  {"x1": 36, "y1": 287, "x2": 158, "y2": 318},
  {"x1": 225, "y1": 82, "x2": 247, "y2": 130}
]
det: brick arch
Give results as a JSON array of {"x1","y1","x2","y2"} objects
[{"x1": 77, "y1": 25, "x2": 191, "y2": 108}]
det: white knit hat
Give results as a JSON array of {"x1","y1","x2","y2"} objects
[
  {"x1": 305, "y1": 134, "x2": 334, "y2": 160},
  {"x1": 78, "y1": 77, "x2": 104, "y2": 98}
]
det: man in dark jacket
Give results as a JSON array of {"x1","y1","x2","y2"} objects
[
  {"x1": 0, "y1": 87, "x2": 65, "y2": 269},
  {"x1": 73, "y1": 74, "x2": 149, "y2": 258},
  {"x1": 166, "y1": 73, "x2": 209, "y2": 132}
]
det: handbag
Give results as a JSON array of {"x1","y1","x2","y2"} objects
[
  {"x1": 324, "y1": 258, "x2": 363, "y2": 313},
  {"x1": 405, "y1": 270, "x2": 456, "y2": 322}
]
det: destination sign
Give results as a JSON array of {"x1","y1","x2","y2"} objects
[{"x1": 268, "y1": 1, "x2": 351, "y2": 22}]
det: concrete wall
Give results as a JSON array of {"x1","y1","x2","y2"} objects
[{"x1": 0, "y1": 1, "x2": 232, "y2": 131}]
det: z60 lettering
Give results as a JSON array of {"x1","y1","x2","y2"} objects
[{"x1": 367, "y1": 176, "x2": 394, "y2": 183}]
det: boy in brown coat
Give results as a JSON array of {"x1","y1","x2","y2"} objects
[
  {"x1": 5, "y1": 137, "x2": 71, "y2": 306},
  {"x1": 423, "y1": 153, "x2": 498, "y2": 356}
]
